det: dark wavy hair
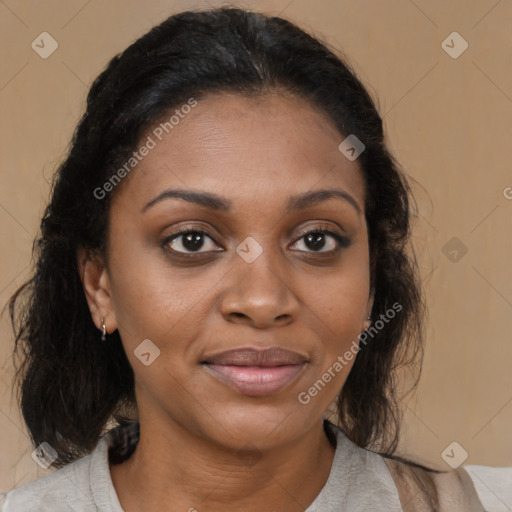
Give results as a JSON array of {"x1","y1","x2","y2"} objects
[{"x1": 7, "y1": 7, "x2": 425, "y2": 469}]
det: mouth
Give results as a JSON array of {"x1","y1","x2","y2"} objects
[{"x1": 201, "y1": 347, "x2": 308, "y2": 397}]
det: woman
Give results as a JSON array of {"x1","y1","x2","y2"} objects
[{"x1": 1, "y1": 7, "x2": 505, "y2": 511}]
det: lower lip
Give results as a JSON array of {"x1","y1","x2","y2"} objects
[{"x1": 203, "y1": 364, "x2": 305, "y2": 396}]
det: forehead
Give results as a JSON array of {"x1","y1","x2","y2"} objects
[{"x1": 112, "y1": 92, "x2": 366, "y2": 213}]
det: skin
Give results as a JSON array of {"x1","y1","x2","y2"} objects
[{"x1": 78, "y1": 91, "x2": 374, "y2": 512}]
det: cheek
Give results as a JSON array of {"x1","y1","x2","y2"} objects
[
  {"x1": 313, "y1": 292, "x2": 366, "y2": 372},
  {"x1": 111, "y1": 271, "x2": 204, "y2": 340},
  {"x1": 309, "y1": 259, "x2": 370, "y2": 328},
  {"x1": 299, "y1": 284, "x2": 366, "y2": 410},
  {"x1": 107, "y1": 244, "x2": 222, "y2": 369},
  {"x1": 305, "y1": 254, "x2": 370, "y2": 366}
]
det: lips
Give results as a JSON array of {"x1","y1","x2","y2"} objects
[
  {"x1": 202, "y1": 347, "x2": 307, "y2": 366},
  {"x1": 201, "y1": 347, "x2": 307, "y2": 397}
]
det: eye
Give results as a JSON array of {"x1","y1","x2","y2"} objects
[
  {"x1": 162, "y1": 228, "x2": 222, "y2": 254},
  {"x1": 290, "y1": 229, "x2": 351, "y2": 253}
]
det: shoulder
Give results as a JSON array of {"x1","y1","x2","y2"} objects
[
  {"x1": 0, "y1": 437, "x2": 110, "y2": 512},
  {"x1": 464, "y1": 464, "x2": 512, "y2": 512},
  {"x1": 385, "y1": 457, "x2": 512, "y2": 511}
]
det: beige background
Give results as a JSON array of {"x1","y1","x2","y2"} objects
[{"x1": 1, "y1": 0, "x2": 511, "y2": 493}]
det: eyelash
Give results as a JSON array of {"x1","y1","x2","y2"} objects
[{"x1": 160, "y1": 226, "x2": 351, "y2": 257}]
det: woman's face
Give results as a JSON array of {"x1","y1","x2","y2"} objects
[{"x1": 93, "y1": 92, "x2": 373, "y2": 450}]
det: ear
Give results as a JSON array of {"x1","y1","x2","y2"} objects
[
  {"x1": 77, "y1": 248, "x2": 117, "y2": 336},
  {"x1": 361, "y1": 289, "x2": 375, "y2": 332}
]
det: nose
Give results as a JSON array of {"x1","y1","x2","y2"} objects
[{"x1": 219, "y1": 252, "x2": 300, "y2": 329}]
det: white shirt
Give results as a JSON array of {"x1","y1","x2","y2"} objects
[{"x1": 1, "y1": 421, "x2": 510, "y2": 511}]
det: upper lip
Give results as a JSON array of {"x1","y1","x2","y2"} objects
[{"x1": 201, "y1": 347, "x2": 307, "y2": 367}]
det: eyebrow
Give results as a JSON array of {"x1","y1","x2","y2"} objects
[{"x1": 141, "y1": 187, "x2": 362, "y2": 215}]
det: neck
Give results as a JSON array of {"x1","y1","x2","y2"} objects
[{"x1": 109, "y1": 418, "x2": 337, "y2": 512}]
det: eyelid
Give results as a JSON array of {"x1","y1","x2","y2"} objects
[
  {"x1": 294, "y1": 220, "x2": 348, "y2": 239},
  {"x1": 294, "y1": 222, "x2": 345, "y2": 239}
]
